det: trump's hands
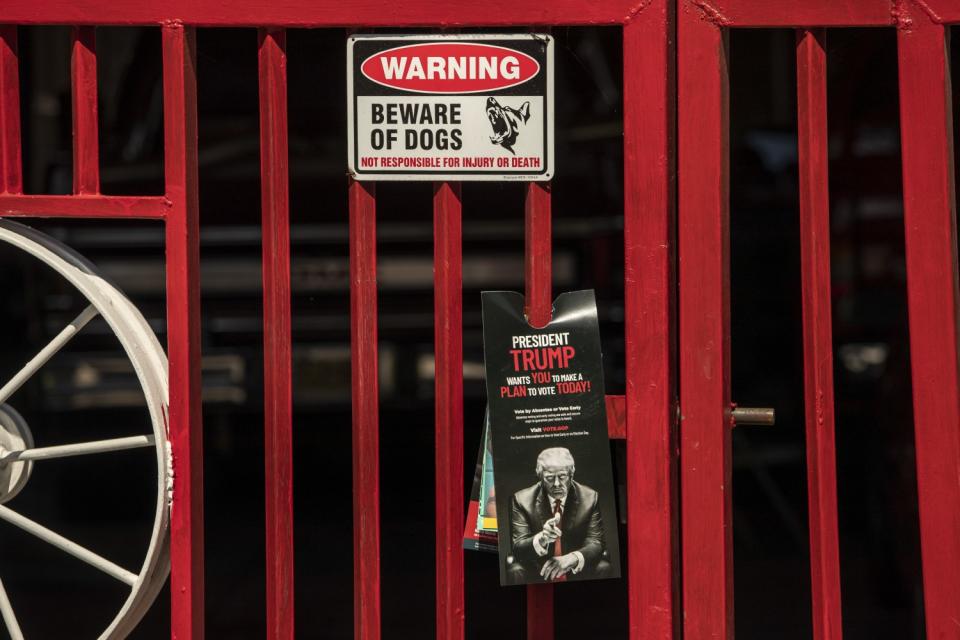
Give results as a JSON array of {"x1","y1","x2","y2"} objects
[
  {"x1": 539, "y1": 553, "x2": 579, "y2": 581},
  {"x1": 540, "y1": 513, "x2": 561, "y2": 545},
  {"x1": 532, "y1": 514, "x2": 562, "y2": 556}
]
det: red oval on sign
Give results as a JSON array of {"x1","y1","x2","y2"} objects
[{"x1": 360, "y1": 42, "x2": 540, "y2": 94}]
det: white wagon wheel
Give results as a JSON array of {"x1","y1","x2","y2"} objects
[{"x1": 0, "y1": 220, "x2": 170, "y2": 639}]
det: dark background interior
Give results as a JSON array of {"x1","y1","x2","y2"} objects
[{"x1": 0, "y1": 24, "x2": 951, "y2": 638}]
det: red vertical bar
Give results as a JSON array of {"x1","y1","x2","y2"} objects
[
  {"x1": 259, "y1": 27, "x2": 294, "y2": 640},
  {"x1": 524, "y1": 180, "x2": 554, "y2": 640},
  {"x1": 350, "y1": 178, "x2": 381, "y2": 640},
  {"x1": 71, "y1": 26, "x2": 99, "y2": 195},
  {"x1": 623, "y1": 4, "x2": 678, "y2": 638},
  {"x1": 162, "y1": 24, "x2": 204, "y2": 640},
  {"x1": 434, "y1": 181, "x2": 464, "y2": 640},
  {"x1": 896, "y1": 18, "x2": 960, "y2": 639},
  {"x1": 524, "y1": 183, "x2": 552, "y2": 325},
  {"x1": 796, "y1": 28, "x2": 843, "y2": 640},
  {"x1": 678, "y1": 9, "x2": 732, "y2": 640},
  {"x1": 0, "y1": 26, "x2": 21, "y2": 194}
]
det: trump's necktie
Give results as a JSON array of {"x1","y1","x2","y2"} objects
[
  {"x1": 552, "y1": 498, "x2": 566, "y2": 582},
  {"x1": 552, "y1": 498, "x2": 563, "y2": 555}
]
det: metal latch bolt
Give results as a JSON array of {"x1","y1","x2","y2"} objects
[{"x1": 730, "y1": 405, "x2": 776, "y2": 427}]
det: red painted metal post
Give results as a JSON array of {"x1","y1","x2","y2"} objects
[
  {"x1": 796, "y1": 28, "x2": 843, "y2": 640},
  {"x1": 0, "y1": 26, "x2": 21, "y2": 195},
  {"x1": 350, "y1": 178, "x2": 381, "y2": 640},
  {"x1": 162, "y1": 23, "x2": 205, "y2": 640},
  {"x1": 71, "y1": 26, "x2": 99, "y2": 195},
  {"x1": 434, "y1": 181, "x2": 464, "y2": 640},
  {"x1": 623, "y1": 5, "x2": 678, "y2": 638},
  {"x1": 259, "y1": 27, "x2": 294, "y2": 640},
  {"x1": 678, "y1": 6, "x2": 732, "y2": 640},
  {"x1": 896, "y1": 16, "x2": 960, "y2": 639},
  {"x1": 523, "y1": 181, "x2": 553, "y2": 640},
  {"x1": 524, "y1": 183, "x2": 552, "y2": 325}
]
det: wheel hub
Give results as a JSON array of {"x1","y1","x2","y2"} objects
[{"x1": 0, "y1": 403, "x2": 34, "y2": 504}]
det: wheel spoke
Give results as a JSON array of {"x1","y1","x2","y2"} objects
[
  {"x1": 0, "y1": 435, "x2": 155, "y2": 464},
  {"x1": 0, "y1": 305, "x2": 99, "y2": 405},
  {"x1": 0, "y1": 505, "x2": 137, "y2": 586},
  {"x1": 0, "y1": 576, "x2": 23, "y2": 640}
]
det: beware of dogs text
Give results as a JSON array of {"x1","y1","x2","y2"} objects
[{"x1": 347, "y1": 35, "x2": 553, "y2": 181}]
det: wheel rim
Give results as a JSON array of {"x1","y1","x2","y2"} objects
[{"x1": 0, "y1": 220, "x2": 170, "y2": 640}]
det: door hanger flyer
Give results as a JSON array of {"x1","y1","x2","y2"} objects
[
  {"x1": 462, "y1": 410, "x2": 498, "y2": 553},
  {"x1": 482, "y1": 290, "x2": 621, "y2": 586},
  {"x1": 347, "y1": 34, "x2": 553, "y2": 181}
]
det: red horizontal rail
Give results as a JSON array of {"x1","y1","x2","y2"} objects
[
  {"x1": 678, "y1": 7, "x2": 733, "y2": 640},
  {"x1": 1, "y1": 0, "x2": 641, "y2": 27},
  {"x1": 896, "y1": 15, "x2": 960, "y2": 639},
  {"x1": 796, "y1": 28, "x2": 843, "y2": 640},
  {"x1": 71, "y1": 26, "x2": 99, "y2": 195},
  {"x1": 681, "y1": 0, "x2": 893, "y2": 27},
  {"x1": 921, "y1": 0, "x2": 960, "y2": 23},
  {"x1": 350, "y1": 178, "x2": 381, "y2": 640},
  {"x1": 0, "y1": 194, "x2": 169, "y2": 218},
  {"x1": 679, "y1": 1, "x2": 960, "y2": 29},
  {"x1": 162, "y1": 23, "x2": 205, "y2": 640},
  {"x1": 20, "y1": 0, "x2": 960, "y2": 28},
  {"x1": 623, "y1": 7, "x2": 677, "y2": 637},
  {"x1": 0, "y1": 26, "x2": 21, "y2": 195},
  {"x1": 259, "y1": 27, "x2": 294, "y2": 640},
  {"x1": 681, "y1": 0, "x2": 960, "y2": 28}
]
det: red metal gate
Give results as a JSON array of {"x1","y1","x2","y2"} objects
[
  {"x1": 0, "y1": 1, "x2": 958, "y2": 639},
  {"x1": 0, "y1": 3, "x2": 674, "y2": 639},
  {"x1": 678, "y1": 3, "x2": 960, "y2": 639}
]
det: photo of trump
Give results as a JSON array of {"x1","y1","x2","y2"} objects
[{"x1": 505, "y1": 446, "x2": 611, "y2": 584}]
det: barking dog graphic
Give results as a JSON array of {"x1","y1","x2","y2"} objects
[{"x1": 486, "y1": 97, "x2": 530, "y2": 155}]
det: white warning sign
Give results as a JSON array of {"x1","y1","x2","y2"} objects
[{"x1": 347, "y1": 34, "x2": 553, "y2": 181}]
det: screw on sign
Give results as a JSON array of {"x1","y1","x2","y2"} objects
[{"x1": 347, "y1": 34, "x2": 554, "y2": 181}]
